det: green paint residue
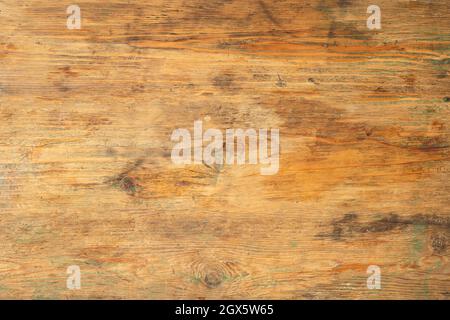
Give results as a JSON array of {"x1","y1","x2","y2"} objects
[
  {"x1": 423, "y1": 259, "x2": 443, "y2": 299},
  {"x1": 430, "y1": 58, "x2": 450, "y2": 78},
  {"x1": 189, "y1": 275, "x2": 202, "y2": 285},
  {"x1": 0, "y1": 284, "x2": 9, "y2": 292},
  {"x1": 222, "y1": 273, "x2": 249, "y2": 283},
  {"x1": 409, "y1": 224, "x2": 426, "y2": 264}
]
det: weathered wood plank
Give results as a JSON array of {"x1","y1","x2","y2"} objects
[{"x1": 0, "y1": 0, "x2": 449, "y2": 299}]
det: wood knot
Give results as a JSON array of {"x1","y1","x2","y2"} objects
[
  {"x1": 108, "y1": 174, "x2": 139, "y2": 196},
  {"x1": 203, "y1": 271, "x2": 223, "y2": 288},
  {"x1": 431, "y1": 234, "x2": 447, "y2": 254}
]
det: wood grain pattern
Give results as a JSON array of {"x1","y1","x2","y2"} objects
[{"x1": 0, "y1": 0, "x2": 449, "y2": 299}]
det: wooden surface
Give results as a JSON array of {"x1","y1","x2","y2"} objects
[{"x1": 0, "y1": 0, "x2": 449, "y2": 299}]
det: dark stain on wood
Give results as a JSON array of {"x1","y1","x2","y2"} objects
[
  {"x1": 319, "y1": 213, "x2": 450, "y2": 241},
  {"x1": 212, "y1": 73, "x2": 238, "y2": 91}
]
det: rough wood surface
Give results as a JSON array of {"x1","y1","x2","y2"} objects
[{"x1": 0, "y1": 0, "x2": 449, "y2": 299}]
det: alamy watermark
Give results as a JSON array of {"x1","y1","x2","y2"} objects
[
  {"x1": 66, "y1": 5, "x2": 81, "y2": 30},
  {"x1": 171, "y1": 119, "x2": 280, "y2": 175},
  {"x1": 366, "y1": 265, "x2": 381, "y2": 289},
  {"x1": 367, "y1": 5, "x2": 381, "y2": 30},
  {"x1": 66, "y1": 265, "x2": 81, "y2": 290}
]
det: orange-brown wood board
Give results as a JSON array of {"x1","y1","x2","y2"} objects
[{"x1": 0, "y1": 0, "x2": 449, "y2": 299}]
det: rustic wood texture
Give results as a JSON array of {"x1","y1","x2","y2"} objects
[{"x1": 0, "y1": 0, "x2": 449, "y2": 299}]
